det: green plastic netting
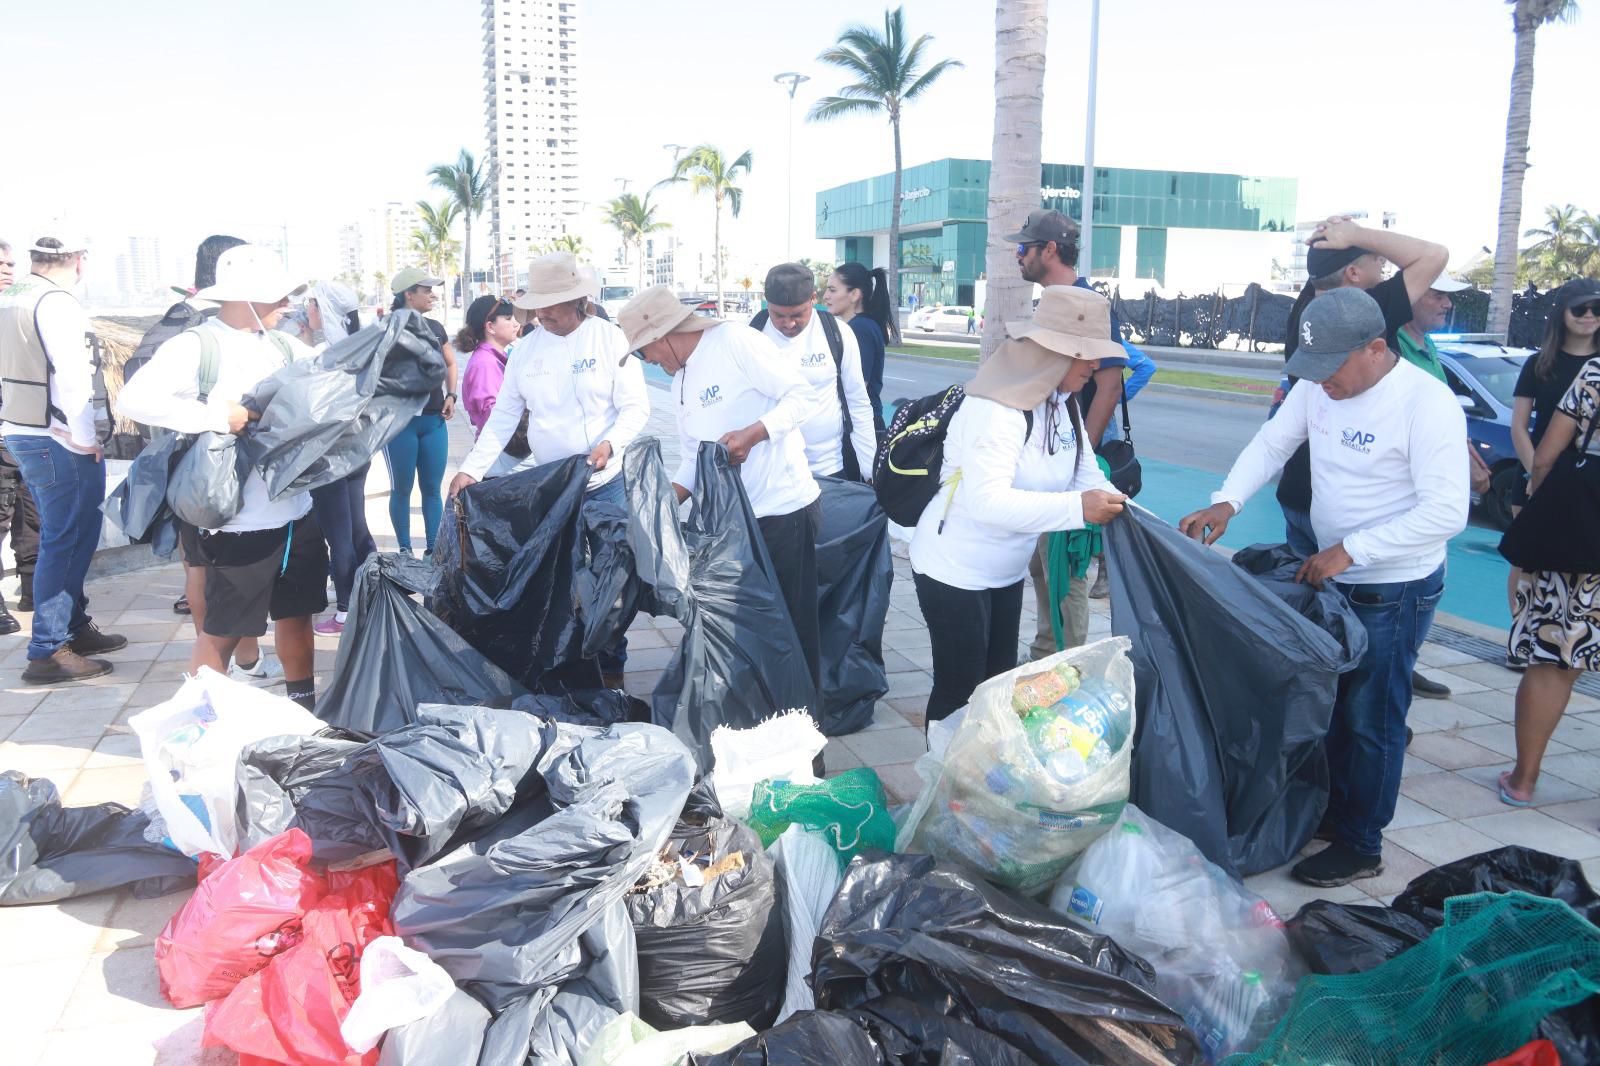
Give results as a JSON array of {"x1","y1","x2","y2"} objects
[
  {"x1": 1225, "y1": 891, "x2": 1600, "y2": 1066},
  {"x1": 745, "y1": 767, "x2": 895, "y2": 868}
]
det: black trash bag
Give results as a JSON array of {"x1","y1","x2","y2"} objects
[
  {"x1": 1392, "y1": 844, "x2": 1600, "y2": 928},
  {"x1": 376, "y1": 987, "x2": 491, "y2": 1066},
  {"x1": 843, "y1": 996, "x2": 1038, "y2": 1065},
  {"x1": 166, "y1": 429, "x2": 248, "y2": 528},
  {"x1": 234, "y1": 729, "x2": 384, "y2": 861},
  {"x1": 577, "y1": 496, "x2": 658, "y2": 660},
  {"x1": 628, "y1": 781, "x2": 787, "y2": 1030},
  {"x1": 1102, "y1": 507, "x2": 1367, "y2": 877},
  {"x1": 511, "y1": 689, "x2": 650, "y2": 727},
  {"x1": 626, "y1": 438, "x2": 815, "y2": 770},
  {"x1": 430, "y1": 454, "x2": 602, "y2": 693},
  {"x1": 104, "y1": 429, "x2": 186, "y2": 557},
  {"x1": 390, "y1": 720, "x2": 694, "y2": 1020},
  {"x1": 692, "y1": 1010, "x2": 886, "y2": 1065},
  {"x1": 319, "y1": 552, "x2": 528, "y2": 733},
  {"x1": 814, "y1": 477, "x2": 891, "y2": 736},
  {"x1": 242, "y1": 309, "x2": 446, "y2": 499},
  {"x1": 811, "y1": 853, "x2": 1200, "y2": 1065},
  {"x1": 0, "y1": 770, "x2": 194, "y2": 905},
  {"x1": 1285, "y1": 900, "x2": 1432, "y2": 976}
]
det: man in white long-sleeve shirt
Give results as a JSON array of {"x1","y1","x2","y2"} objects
[
  {"x1": 754, "y1": 263, "x2": 877, "y2": 482},
  {"x1": 619, "y1": 284, "x2": 827, "y2": 702},
  {"x1": 1180, "y1": 287, "x2": 1468, "y2": 888},
  {"x1": 0, "y1": 235, "x2": 128, "y2": 683},
  {"x1": 118, "y1": 246, "x2": 326, "y2": 710}
]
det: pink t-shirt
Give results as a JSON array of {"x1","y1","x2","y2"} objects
[{"x1": 461, "y1": 341, "x2": 508, "y2": 435}]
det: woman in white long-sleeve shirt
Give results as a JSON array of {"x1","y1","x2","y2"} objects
[
  {"x1": 449, "y1": 253, "x2": 648, "y2": 685},
  {"x1": 911, "y1": 286, "x2": 1127, "y2": 722}
]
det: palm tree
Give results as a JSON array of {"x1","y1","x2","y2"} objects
[
  {"x1": 982, "y1": 0, "x2": 1047, "y2": 360},
  {"x1": 1488, "y1": 0, "x2": 1579, "y2": 334},
  {"x1": 1523, "y1": 203, "x2": 1587, "y2": 284},
  {"x1": 428, "y1": 149, "x2": 489, "y2": 309},
  {"x1": 659, "y1": 145, "x2": 752, "y2": 315},
  {"x1": 602, "y1": 192, "x2": 672, "y2": 291},
  {"x1": 413, "y1": 198, "x2": 461, "y2": 328},
  {"x1": 532, "y1": 233, "x2": 588, "y2": 257},
  {"x1": 809, "y1": 6, "x2": 964, "y2": 339}
]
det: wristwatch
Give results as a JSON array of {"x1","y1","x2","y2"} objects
[{"x1": 445, "y1": 391, "x2": 458, "y2": 401}]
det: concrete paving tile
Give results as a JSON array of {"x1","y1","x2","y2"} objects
[
  {"x1": 871, "y1": 760, "x2": 927, "y2": 805},
  {"x1": 1456, "y1": 762, "x2": 1596, "y2": 805},
  {"x1": 0, "y1": 738, "x2": 100, "y2": 775},
  {"x1": 620, "y1": 645, "x2": 677, "y2": 672},
  {"x1": 1416, "y1": 644, "x2": 1483, "y2": 669},
  {"x1": 1403, "y1": 731, "x2": 1504, "y2": 770},
  {"x1": 55, "y1": 946, "x2": 183, "y2": 1030},
  {"x1": 1539, "y1": 750, "x2": 1600, "y2": 789},
  {"x1": 1355, "y1": 843, "x2": 1435, "y2": 899},
  {"x1": 1552, "y1": 712, "x2": 1600, "y2": 751},
  {"x1": 12, "y1": 704, "x2": 123, "y2": 742},
  {"x1": 1413, "y1": 665, "x2": 1490, "y2": 695},
  {"x1": 858, "y1": 701, "x2": 910, "y2": 733},
  {"x1": 110, "y1": 608, "x2": 190, "y2": 627},
  {"x1": 0, "y1": 955, "x2": 92, "y2": 1056},
  {"x1": 1564, "y1": 691, "x2": 1600, "y2": 712},
  {"x1": 623, "y1": 670, "x2": 663, "y2": 698},
  {"x1": 123, "y1": 680, "x2": 182, "y2": 714},
  {"x1": 115, "y1": 622, "x2": 187, "y2": 646},
  {"x1": 1447, "y1": 688, "x2": 1519, "y2": 722},
  {"x1": 841, "y1": 727, "x2": 926, "y2": 768},
  {"x1": 1406, "y1": 700, "x2": 1498, "y2": 733},
  {"x1": 822, "y1": 737, "x2": 864, "y2": 774},
  {"x1": 0, "y1": 893, "x2": 118, "y2": 965},
  {"x1": 1242, "y1": 864, "x2": 1373, "y2": 919},
  {"x1": 1539, "y1": 797, "x2": 1600, "y2": 833},
  {"x1": 882, "y1": 671, "x2": 933, "y2": 700},
  {"x1": 623, "y1": 627, "x2": 668, "y2": 650},
  {"x1": 98, "y1": 888, "x2": 191, "y2": 953},
  {"x1": 154, "y1": 640, "x2": 196, "y2": 663},
  {"x1": 32, "y1": 682, "x2": 136, "y2": 715},
  {"x1": 1385, "y1": 821, "x2": 1501, "y2": 867},
  {"x1": 1386, "y1": 794, "x2": 1451, "y2": 830},
  {"x1": 62, "y1": 764, "x2": 150, "y2": 806},
  {"x1": 34, "y1": 1010, "x2": 214, "y2": 1066},
  {"x1": 878, "y1": 649, "x2": 919, "y2": 674},
  {"x1": 1452, "y1": 722, "x2": 1570, "y2": 761},
  {"x1": 892, "y1": 645, "x2": 934, "y2": 670},
  {"x1": 83, "y1": 731, "x2": 144, "y2": 769},
  {"x1": 1435, "y1": 660, "x2": 1527, "y2": 691},
  {"x1": 142, "y1": 660, "x2": 190, "y2": 684},
  {"x1": 1400, "y1": 752, "x2": 1442, "y2": 778},
  {"x1": 1400, "y1": 771, "x2": 1506, "y2": 819},
  {"x1": 1461, "y1": 809, "x2": 1600, "y2": 859},
  {"x1": 0, "y1": 688, "x2": 46, "y2": 715}
]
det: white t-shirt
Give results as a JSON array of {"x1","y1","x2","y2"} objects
[
  {"x1": 0, "y1": 278, "x2": 98, "y2": 453},
  {"x1": 761, "y1": 312, "x2": 877, "y2": 477},
  {"x1": 116, "y1": 316, "x2": 316, "y2": 533},
  {"x1": 671, "y1": 323, "x2": 822, "y2": 518},
  {"x1": 1214, "y1": 357, "x2": 1469, "y2": 584},
  {"x1": 458, "y1": 316, "x2": 647, "y2": 489},
  {"x1": 911, "y1": 393, "x2": 1111, "y2": 590}
]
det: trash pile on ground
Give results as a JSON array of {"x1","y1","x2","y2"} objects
[{"x1": 10, "y1": 454, "x2": 1600, "y2": 1064}]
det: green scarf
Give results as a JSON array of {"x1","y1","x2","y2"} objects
[{"x1": 1045, "y1": 455, "x2": 1112, "y2": 651}]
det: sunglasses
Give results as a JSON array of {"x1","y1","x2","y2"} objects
[
  {"x1": 1569, "y1": 302, "x2": 1600, "y2": 318},
  {"x1": 1016, "y1": 241, "x2": 1046, "y2": 257}
]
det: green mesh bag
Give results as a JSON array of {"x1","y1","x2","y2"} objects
[
  {"x1": 1225, "y1": 891, "x2": 1600, "y2": 1065},
  {"x1": 745, "y1": 768, "x2": 896, "y2": 868}
]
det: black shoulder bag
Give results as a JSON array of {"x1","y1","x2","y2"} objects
[{"x1": 1096, "y1": 382, "x2": 1142, "y2": 498}]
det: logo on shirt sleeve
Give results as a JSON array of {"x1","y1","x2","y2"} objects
[
  {"x1": 1340, "y1": 427, "x2": 1375, "y2": 453},
  {"x1": 699, "y1": 385, "x2": 722, "y2": 407}
]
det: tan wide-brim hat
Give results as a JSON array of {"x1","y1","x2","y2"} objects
[
  {"x1": 1004, "y1": 284, "x2": 1125, "y2": 363},
  {"x1": 616, "y1": 284, "x2": 722, "y2": 364},
  {"x1": 513, "y1": 251, "x2": 599, "y2": 312}
]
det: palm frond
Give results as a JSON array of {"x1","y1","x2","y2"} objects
[
  {"x1": 808, "y1": 95, "x2": 886, "y2": 122},
  {"x1": 903, "y1": 56, "x2": 964, "y2": 101}
]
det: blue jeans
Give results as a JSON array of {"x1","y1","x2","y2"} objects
[
  {"x1": 5, "y1": 436, "x2": 105, "y2": 659},
  {"x1": 585, "y1": 475, "x2": 628, "y2": 674},
  {"x1": 1282, "y1": 504, "x2": 1319, "y2": 559},
  {"x1": 1324, "y1": 564, "x2": 1445, "y2": 855},
  {"x1": 384, "y1": 414, "x2": 448, "y2": 552}
]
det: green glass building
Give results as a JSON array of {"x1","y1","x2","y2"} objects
[{"x1": 817, "y1": 158, "x2": 1297, "y2": 306}]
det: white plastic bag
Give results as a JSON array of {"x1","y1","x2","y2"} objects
[
  {"x1": 709, "y1": 710, "x2": 825, "y2": 820},
  {"x1": 577, "y1": 1012, "x2": 755, "y2": 1066},
  {"x1": 339, "y1": 936, "x2": 456, "y2": 1053},
  {"x1": 768, "y1": 825, "x2": 844, "y2": 1023},
  {"x1": 1049, "y1": 804, "x2": 1303, "y2": 1061},
  {"x1": 128, "y1": 666, "x2": 324, "y2": 858},
  {"x1": 896, "y1": 637, "x2": 1135, "y2": 895}
]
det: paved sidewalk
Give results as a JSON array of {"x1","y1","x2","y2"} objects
[{"x1": 4, "y1": 393, "x2": 1599, "y2": 1062}]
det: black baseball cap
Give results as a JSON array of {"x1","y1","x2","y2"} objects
[
  {"x1": 1305, "y1": 243, "x2": 1372, "y2": 280},
  {"x1": 1004, "y1": 208, "x2": 1079, "y2": 249},
  {"x1": 1555, "y1": 277, "x2": 1600, "y2": 310}
]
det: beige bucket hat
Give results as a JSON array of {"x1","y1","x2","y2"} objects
[
  {"x1": 514, "y1": 252, "x2": 599, "y2": 312},
  {"x1": 616, "y1": 284, "x2": 722, "y2": 364},
  {"x1": 1004, "y1": 284, "x2": 1125, "y2": 362}
]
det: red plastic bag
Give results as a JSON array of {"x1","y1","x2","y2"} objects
[
  {"x1": 1484, "y1": 1040, "x2": 1561, "y2": 1066},
  {"x1": 156, "y1": 829, "x2": 326, "y2": 1008},
  {"x1": 205, "y1": 861, "x2": 400, "y2": 1066}
]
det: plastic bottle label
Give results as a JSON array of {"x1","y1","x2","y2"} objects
[{"x1": 1066, "y1": 886, "x2": 1104, "y2": 924}]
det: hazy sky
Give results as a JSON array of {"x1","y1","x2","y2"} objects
[{"x1": 5, "y1": 0, "x2": 1595, "y2": 288}]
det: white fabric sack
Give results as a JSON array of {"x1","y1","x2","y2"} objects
[
  {"x1": 340, "y1": 936, "x2": 457, "y2": 1054},
  {"x1": 709, "y1": 709, "x2": 825, "y2": 819},
  {"x1": 768, "y1": 825, "x2": 844, "y2": 1023},
  {"x1": 128, "y1": 666, "x2": 323, "y2": 858},
  {"x1": 578, "y1": 1011, "x2": 755, "y2": 1066}
]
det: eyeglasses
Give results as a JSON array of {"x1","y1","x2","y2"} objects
[
  {"x1": 1016, "y1": 241, "x2": 1046, "y2": 257},
  {"x1": 1569, "y1": 302, "x2": 1600, "y2": 318}
]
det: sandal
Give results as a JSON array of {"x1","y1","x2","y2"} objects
[{"x1": 1498, "y1": 771, "x2": 1534, "y2": 808}]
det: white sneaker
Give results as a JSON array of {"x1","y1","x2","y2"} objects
[{"x1": 229, "y1": 654, "x2": 286, "y2": 687}]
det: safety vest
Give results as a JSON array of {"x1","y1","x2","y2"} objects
[{"x1": 0, "y1": 275, "x2": 92, "y2": 430}]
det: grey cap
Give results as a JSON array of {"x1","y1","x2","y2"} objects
[
  {"x1": 763, "y1": 262, "x2": 815, "y2": 305},
  {"x1": 1003, "y1": 207, "x2": 1079, "y2": 248},
  {"x1": 1285, "y1": 287, "x2": 1386, "y2": 382}
]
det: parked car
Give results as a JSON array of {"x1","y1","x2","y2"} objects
[{"x1": 909, "y1": 305, "x2": 974, "y2": 333}]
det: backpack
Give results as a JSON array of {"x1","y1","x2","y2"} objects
[
  {"x1": 188, "y1": 326, "x2": 296, "y2": 401},
  {"x1": 872, "y1": 384, "x2": 1032, "y2": 529},
  {"x1": 751, "y1": 308, "x2": 860, "y2": 479}
]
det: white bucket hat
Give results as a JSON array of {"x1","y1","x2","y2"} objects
[
  {"x1": 193, "y1": 245, "x2": 306, "y2": 303},
  {"x1": 514, "y1": 252, "x2": 599, "y2": 311}
]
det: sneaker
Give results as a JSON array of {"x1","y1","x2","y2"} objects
[
  {"x1": 16, "y1": 596, "x2": 32, "y2": 612},
  {"x1": 22, "y1": 647, "x2": 112, "y2": 684},
  {"x1": 0, "y1": 608, "x2": 18, "y2": 636},
  {"x1": 173, "y1": 596, "x2": 190, "y2": 615},
  {"x1": 1411, "y1": 671, "x2": 1450, "y2": 700},
  {"x1": 313, "y1": 616, "x2": 345, "y2": 637},
  {"x1": 1089, "y1": 564, "x2": 1110, "y2": 600},
  {"x1": 1291, "y1": 841, "x2": 1384, "y2": 887},
  {"x1": 68, "y1": 624, "x2": 128, "y2": 656},
  {"x1": 229, "y1": 654, "x2": 285, "y2": 686}
]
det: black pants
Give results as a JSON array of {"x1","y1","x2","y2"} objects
[
  {"x1": 0, "y1": 444, "x2": 40, "y2": 607},
  {"x1": 914, "y1": 571, "x2": 1024, "y2": 724},
  {"x1": 758, "y1": 498, "x2": 822, "y2": 704},
  {"x1": 310, "y1": 464, "x2": 375, "y2": 611}
]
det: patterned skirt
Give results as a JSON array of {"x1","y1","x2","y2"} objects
[{"x1": 1509, "y1": 570, "x2": 1600, "y2": 671}]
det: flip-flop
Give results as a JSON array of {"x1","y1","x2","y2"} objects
[{"x1": 1498, "y1": 771, "x2": 1534, "y2": 807}]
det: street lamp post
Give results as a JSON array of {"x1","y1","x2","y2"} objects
[
  {"x1": 662, "y1": 143, "x2": 687, "y2": 164},
  {"x1": 1080, "y1": 0, "x2": 1100, "y2": 279},
  {"x1": 773, "y1": 72, "x2": 809, "y2": 261}
]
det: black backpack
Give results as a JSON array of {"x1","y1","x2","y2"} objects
[
  {"x1": 124, "y1": 301, "x2": 214, "y2": 442},
  {"x1": 873, "y1": 384, "x2": 1031, "y2": 529},
  {"x1": 750, "y1": 308, "x2": 861, "y2": 480}
]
